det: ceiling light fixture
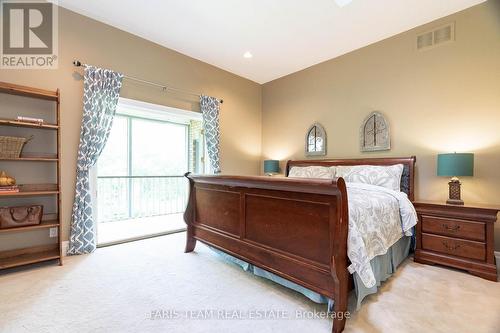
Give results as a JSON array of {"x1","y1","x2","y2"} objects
[
  {"x1": 334, "y1": 0, "x2": 353, "y2": 7},
  {"x1": 243, "y1": 51, "x2": 253, "y2": 59}
]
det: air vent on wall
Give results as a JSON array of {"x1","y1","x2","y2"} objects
[{"x1": 416, "y1": 22, "x2": 455, "y2": 50}]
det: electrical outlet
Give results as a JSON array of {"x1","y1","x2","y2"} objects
[{"x1": 49, "y1": 227, "x2": 58, "y2": 238}]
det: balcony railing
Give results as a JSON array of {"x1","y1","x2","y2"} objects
[{"x1": 97, "y1": 175, "x2": 188, "y2": 223}]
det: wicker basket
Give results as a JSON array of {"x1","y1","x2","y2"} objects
[{"x1": 0, "y1": 136, "x2": 32, "y2": 158}]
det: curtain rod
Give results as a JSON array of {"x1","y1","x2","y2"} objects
[{"x1": 72, "y1": 60, "x2": 223, "y2": 104}]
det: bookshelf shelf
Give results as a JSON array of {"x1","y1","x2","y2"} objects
[
  {"x1": 0, "y1": 118, "x2": 59, "y2": 130},
  {"x1": 0, "y1": 220, "x2": 59, "y2": 234},
  {"x1": 0, "y1": 245, "x2": 60, "y2": 270},
  {"x1": 0, "y1": 184, "x2": 59, "y2": 197},
  {"x1": 0, "y1": 153, "x2": 58, "y2": 162},
  {"x1": 0, "y1": 81, "x2": 58, "y2": 101},
  {"x1": 0, "y1": 157, "x2": 58, "y2": 162}
]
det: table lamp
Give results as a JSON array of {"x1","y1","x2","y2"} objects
[
  {"x1": 264, "y1": 160, "x2": 279, "y2": 176},
  {"x1": 437, "y1": 153, "x2": 474, "y2": 205}
]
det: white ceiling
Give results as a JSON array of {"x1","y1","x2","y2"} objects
[{"x1": 56, "y1": 0, "x2": 486, "y2": 84}]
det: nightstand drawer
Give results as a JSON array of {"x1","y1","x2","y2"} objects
[
  {"x1": 422, "y1": 233, "x2": 485, "y2": 261},
  {"x1": 421, "y1": 216, "x2": 485, "y2": 241}
]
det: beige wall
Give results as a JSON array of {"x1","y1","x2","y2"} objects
[
  {"x1": 261, "y1": 1, "x2": 500, "y2": 250},
  {"x1": 0, "y1": 8, "x2": 262, "y2": 242},
  {"x1": 1, "y1": 2, "x2": 499, "y2": 251}
]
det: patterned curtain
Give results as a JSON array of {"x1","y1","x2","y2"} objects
[
  {"x1": 67, "y1": 66, "x2": 123, "y2": 255},
  {"x1": 200, "y1": 95, "x2": 221, "y2": 174}
]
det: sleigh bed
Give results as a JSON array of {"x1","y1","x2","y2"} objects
[{"x1": 183, "y1": 157, "x2": 416, "y2": 333}]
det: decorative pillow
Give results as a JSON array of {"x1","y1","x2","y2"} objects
[
  {"x1": 335, "y1": 164, "x2": 404, "y2": 191},
  {"x1": 288, "y1": 166, "x2": 336, "y2": 179}
]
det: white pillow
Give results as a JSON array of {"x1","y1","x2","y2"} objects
[
  {"x1": 335, "y1": 164, "x2": 404, "y2": 191},
  {"x1": 288, "y1": 166, "x2": 336, "y2": 179}
]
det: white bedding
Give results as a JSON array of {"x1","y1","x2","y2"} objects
[{"x1": 346, "y1": 182, "x2": 417, "y2": 288}]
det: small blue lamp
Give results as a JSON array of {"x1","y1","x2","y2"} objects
[
  {"x1": 437, "y1": 153, "x2": 474, "y2": 205},
  {"x1": 264, "y1": 160, "x2": 280, "y2": 176}
]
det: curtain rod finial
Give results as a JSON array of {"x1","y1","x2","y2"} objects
[{"x1": 73, "y1": 60, "x2": 82, "y2": 67}]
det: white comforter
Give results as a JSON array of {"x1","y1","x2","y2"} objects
[{"x1": 346, "y1": 182, "x2": 417, "y2": 288}]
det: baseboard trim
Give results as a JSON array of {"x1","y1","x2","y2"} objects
[
  {"x1": 495, "y1": 251, "x2": 500, "y2": 279},
  {"x1": 61, "y1": 229, "x2": 186, "y2": 256},
  {"x1": 96, "y1": 228, "x2": 186, "y2": 248}
]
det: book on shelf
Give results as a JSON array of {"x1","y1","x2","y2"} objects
[
  {"x1": 17, "y1": 116, "x2": 44, "y2": 124},
  {"x1": 0, "y1": 185, "x2": 19, "y2": 193}
]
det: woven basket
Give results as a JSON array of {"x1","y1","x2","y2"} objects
[{"x1": 0, "y1": 136, "x2": 32, "y2": 158}]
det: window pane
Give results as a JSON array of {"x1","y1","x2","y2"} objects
[
  {"x1": 97, "y1": 116, "x2": 128, "y2": 176},
  {"x1": 97, "y1": 116, "x2": 129, "y2": 222},
  {"x1": 131, "y1": 118, "x2": 188, "y2": 175},
  {"x1": 188, "y1": 119, "x2": 204, "y2": 173}
]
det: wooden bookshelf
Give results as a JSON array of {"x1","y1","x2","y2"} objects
[{"x1": 0, "y1": 81, "x2": 62, "y2": 270}]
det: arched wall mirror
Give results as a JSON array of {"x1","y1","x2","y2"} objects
[
  {"x1": 360, "y1": 111, "x2": 390, "y2": 152},
  {"x1": 305, "y1": 122, "x2": 327, "y2": 156}
]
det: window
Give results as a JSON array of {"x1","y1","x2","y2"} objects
[{"x1": 96, "y1": 98, "x2": 207, "y2": 223}]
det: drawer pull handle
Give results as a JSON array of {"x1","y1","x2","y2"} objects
[
  {"x1": 441, "y1": 241, "x2": 461, "y2": 251},
  {"x1": 442, "y1": 223, "x2": 460, "y2": 232}
]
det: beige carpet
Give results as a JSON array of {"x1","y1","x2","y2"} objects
[
  {"x1": 97, "y1": 214, "x2": 186, "y2": 245},
  {"x1": 1, "y1": 232, "x2": 499, "y2": 333}
]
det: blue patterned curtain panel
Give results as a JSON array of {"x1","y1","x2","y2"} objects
[
  {"x1": 200, "y1": 95, "x2": 221, "y2": 174},
  {"x1": 67, "y1": 66, "x2": 123, "y2": 255}
]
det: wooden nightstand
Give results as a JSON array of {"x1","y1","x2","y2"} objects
[{"x1": 414, "y1": 201, "x2": 499, "y2": 281}]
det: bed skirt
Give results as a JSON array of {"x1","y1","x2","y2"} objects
[{"x1": 208, "y1": 235, "x2": 411, "y2": 311}]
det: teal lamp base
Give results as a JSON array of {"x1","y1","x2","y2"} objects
[
  {"x1": 263, "y1": 160, "x2": 279, "y2": 176},
  {"x1": 446, "y1": 178, "x2": 464, "y2": 205}
]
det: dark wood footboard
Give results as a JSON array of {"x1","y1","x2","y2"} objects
[{"x1": 183, "y1": 174, "x2": 349, "y2": 333}]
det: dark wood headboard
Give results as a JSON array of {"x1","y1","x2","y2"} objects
[{"x1": 286, "y1": 156, "x2": 416, "y2": 201}]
